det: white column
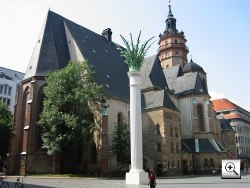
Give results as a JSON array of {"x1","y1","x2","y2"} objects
[{"x1": 126, "y1": 71, "x2": 148, "y2": 185}]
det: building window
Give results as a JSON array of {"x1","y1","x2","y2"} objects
[
  {"x1": 172, "y1": 160, "x2": 175, "y2": 168},
  {"x1": 157, "y1": 143, "x2": 162, "y2": 152},
  {"x1": 170, "y1": 126, "x2": 173, "y2": 137},
  {"x1": 176, "y1": 144, "x2": 179, "y2": 154},
  {"x1": 175, "y1": 51, "x2": 178, "y2": 55},
  {"x1": 0, "y1": 98, "x2": 10, "y2": 106},
  {"x1": 8, "y1": 86, "x2": 12, "y2": 96},
  {"x1": 175, "y1": 39, "x2": 178, "y2": 44},
  {"x1": 171, "y1": 143, "x2": 174, "y2": 153},
  {"x1": 197, "y1": 103, "x2": 205, "y2": 131},
  {"x1": 177, "y1": 160, "x2": 180, "y2": 169},
  {"x1": 117, "y1": 112, "x2": 124, "y2": 124},
  {"x1": 175, "y1": 127, "x2": 179, "y2": 138},
  {"x1": 0, "y1": 85, "x2": 3, "y2": 94},
  {"x1": 156, "y1": 124, "x2": 161, "y2": 136},
  {"x1": 210, "y1": 158, "x2": 215, "y2": 168},
  {"x1": 4, "y1": 84, "x2": 8, "y2": 95},
  {"x1": 203, "y1": 158, "x2": 209, "y2": 168}
]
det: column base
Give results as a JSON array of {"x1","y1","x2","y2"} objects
[{"x1": 126, "y1": 172, "x2": 148, "y2": 185}]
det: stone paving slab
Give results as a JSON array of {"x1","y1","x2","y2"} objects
[{"x1": 2, "y1": 174, "x2": 250, "y2": 188}]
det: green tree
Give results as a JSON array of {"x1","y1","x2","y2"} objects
[
  {"x1": 39, "y1": 60, "x2": 105, "y2": 155},
  {"x1": 0, "y1": 101, "x2": 12, "y2": 160},
  {"x1": 111, "y1": 122, "x2": 130, "y2": 169}
]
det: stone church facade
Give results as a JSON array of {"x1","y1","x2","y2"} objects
[{"x1": 7, "y1": 5, "x2": 236, "y2": 176}]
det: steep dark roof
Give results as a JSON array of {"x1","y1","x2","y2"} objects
[
  {"x1": 63, "y1": 18, "x2": 129, "y2": 101},
  {"x1": 142, "y1": 90, "x2": 178, "y2": 111},
  {"x1": 141, "y1": 55, "x2": 168, "y2": 91},
  {"x1": 182, "y1": 139, "x2": 225, "y2": 153},
  {"x1": 164, "y1": 68, "x2": 207, "y2": 96},
  {"x1": 0, "y1": 66, "x2": 24, "y2": 82},
  {"x1": 183, "y1": 59, "x2": 206, "y2": 74},
  {"x1": 219, "y1": 118, "x2": 234, "y2": 131},
  {"x1": 24, "y1": 11, "x2": 70, "y2": 79},
  {"x1": 24, "y1": 10, "x2": 129, "y2": 101}
]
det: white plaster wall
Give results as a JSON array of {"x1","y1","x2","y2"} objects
[{"x1": 106, "y1": 98, "x2": 129, "y2": 167}]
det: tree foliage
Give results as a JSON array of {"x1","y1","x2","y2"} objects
[
  {"x1": 117, "y1": 31, "x2": 154, "y2": 71},
  {"x1": 0, "y1": 101, "x2": 12, "y2": 159},
  {"x1": 111, "y1": 123, "x2": 130, "y2": 167},
  {"x1": 39, "y1": 61, "x2": 105, "y2": 155}
]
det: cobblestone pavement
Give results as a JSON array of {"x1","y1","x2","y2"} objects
[{"x1": 2, "y1": 174, "x2": 250, "y2": 188}]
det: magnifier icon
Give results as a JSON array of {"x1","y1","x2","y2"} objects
[{"x1": 225, "y1": 162, "x2": 238, "y2": 175}]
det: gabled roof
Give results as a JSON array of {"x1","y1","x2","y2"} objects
[
  {"x1": 164, "y1": 70, "x2": 207, "y2": 96},
  {"x1": 142, "y1": 90, "x2": 178, "y2": 111},
  {"x1": 24, "y1": 10, "x2": 129, "y2": 101},
  {"x1": 141, "y1": 55, "x2": 168, "y2": 91},
  {"x1": 212, "y1": 98, "x2": 238, "y2": 111},
  {"x1": 24, "y1": 11, "x2": 71, "y2": 79},
  {"x1": 0, "y1": 66, "x2": 24, "y2": 82},
  {"x1": 63, "y1": 17, "x2": 129, "y2": 101}
]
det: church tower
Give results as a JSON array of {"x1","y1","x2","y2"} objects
[{"x1": 158, "y1": 3, "x2": 189, "y2": 69}]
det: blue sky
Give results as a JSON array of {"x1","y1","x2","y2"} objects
[{"x1": 0, "y1": 0, "x2": 250, "y2": 111}]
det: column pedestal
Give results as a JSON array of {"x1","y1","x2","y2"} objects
[{"x1": 126, "y1": 172, "x2": 148, "y2": 185}]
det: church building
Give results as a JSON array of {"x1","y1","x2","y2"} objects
[{"x1": 7, "y1": 4, "x2": 236, "y2": 176}]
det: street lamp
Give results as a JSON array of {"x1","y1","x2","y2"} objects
[
  {"x1": 100, "y1": 104, "x2": 109, "y2": 175},
  {"x1": 109, "y1": 149, "x2": 112, "y2": 177}
]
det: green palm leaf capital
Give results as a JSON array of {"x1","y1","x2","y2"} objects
[{"x1": 117, "y1": 31, "x2": 154, "y2": 71}]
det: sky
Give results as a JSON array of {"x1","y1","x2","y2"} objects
[{"x1": 0, "y1": 0, "x2": 250, "y2": 111}]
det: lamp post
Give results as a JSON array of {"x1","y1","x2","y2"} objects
[
  {"x1": 100, "y1": 104, "x2": 109, "y2": 175},
  {"x1": 109, "y1": 149, "x2": 112, "y2": 177}
]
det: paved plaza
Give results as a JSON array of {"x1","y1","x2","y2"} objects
[{"x1": 2, "y1": 174, "x2": 250, "y2": 188}]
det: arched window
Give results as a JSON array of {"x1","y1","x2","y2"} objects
[
  {"x1": 210, "y1": 158, "x2": 215, "y2": 168},
  {"x1": 203, "y1": 158, "x2": 209, "y2": 168},
  {"x1": 172, "y1": 160, "x2": 175, "y2": 168},
  {"x1": 89, "y1": 142, "x2": 97, "y2": 164},
  {"x1": 21, "y1": 87, "x2": 30, "y2": 153},
  {"x1": 117, "y1": 112, "x2": 123, "y2": 124},
  {"x1": 156, "y1": 124, "x2": 160, "y2": 136},
  {"x1": 35, "y1": 87, "x2": 45, "y2": 152},
  {"x1": 197, "y1": 104, "x2": 205, "y2": 131}
]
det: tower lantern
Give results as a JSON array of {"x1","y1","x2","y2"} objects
[{"x1": 158, "y1": 2, "x2": 189, "y2": 69}]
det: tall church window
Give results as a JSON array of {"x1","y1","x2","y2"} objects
[
  {"x1": 156, "y1": 124, "x2": 161, "y2": 136},
  {"x1": 210, "y1": 158, "x2": 215, "y2": 168},
  {"x1": 35, "y1": 87, "x2": 45, "y2": 152},
  {"x1": 203, "y1": 158, "x2": 209, "y2": 168},
  {"x1": 197, "y1": 103, "x2": 205, "y2": 131},
  {"x1": 21, "y1": 88, "x2": 30, "y2": 153},
  {"x1": 117, "y1": 112, "x2": 124, "y2": 124}
]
